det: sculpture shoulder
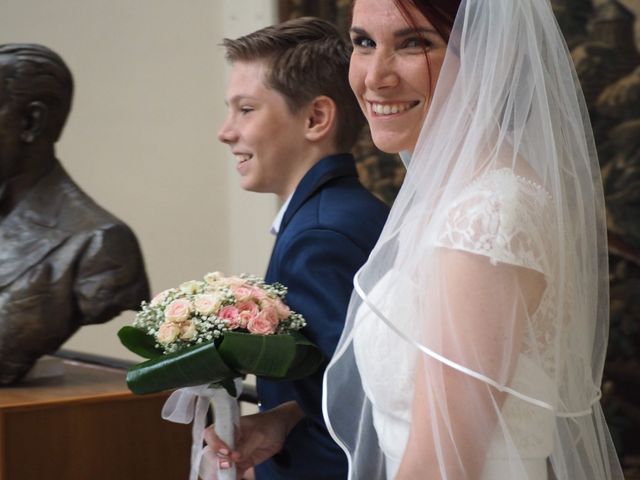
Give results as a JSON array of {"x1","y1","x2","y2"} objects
[{"x1": 34, "y1": 164, "x2": 135, "y2": 234}]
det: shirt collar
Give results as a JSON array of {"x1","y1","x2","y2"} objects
[{"x1": 270, "y1": 194, "x2": 293, "y2": 236}]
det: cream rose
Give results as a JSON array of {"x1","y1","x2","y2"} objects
[
  {"x1": 179, "y1": 320, "x2": 198, "y2": 341},
  {"x1": 150, "y1": 289, "x2": 172, "y2": 307},
  {"x1": 157, "y1": 322, "x2": 181, "y2": 344},
  {"x1": 164, "y1": 298, "x2": 192, "y2": 322},
  {"x1": 194, "y1": 293, "x2": 223, "y2": 315}
]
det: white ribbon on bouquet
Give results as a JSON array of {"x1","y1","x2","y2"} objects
[{"x1": 161, "y1": 379, "x2": 243, "y2": 480}]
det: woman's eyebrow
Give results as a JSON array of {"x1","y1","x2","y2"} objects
[
  {"x1": 349, "y1": 26, "x2": 438, "y2": 37},
  {"x1": 393, "y1": 26, "x2": 438, "y2": 38}
]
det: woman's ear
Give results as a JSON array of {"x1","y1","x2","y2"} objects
[
  {"x1": 20, "y1": 101, "x2": 48, "y2": 144},
  {"x1": 304, "y1": 95, "x2": 337, "y2": 143}
]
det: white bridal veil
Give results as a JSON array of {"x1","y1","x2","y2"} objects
[{"x1": 323, "y1": 0, "x2": 624, "y2": 478}]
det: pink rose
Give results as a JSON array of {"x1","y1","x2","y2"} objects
[
  {"x1": 247, "y1": 309, "x2": 277, "y2": 335},
  {"x1": 157, "y1": 322, "x2": 181, "y2": 344},
  {"x1": 273, "y1": 299, "x2": 291, "y2": 319},
  {"x1": 194, "y1": 293, "x2": 222, "y2": 315},
  {"x1": 150, "y1": 289, "x2": 172, "y2": 307},
  {"x1": 236, "y1": 300, "x2": 259, "y2": 316},
  {"x1": 263, "y1": 305, "x2": 280, "y2": 327},
  {"x1": 226, "y1": 276, "x2": 245, "y2": 288},
  {"x1": 218, "y1": 305, "x2": 241, "y2": 329},
  {"x1": 259, "y1": 296, "x2": 275, "y2": 309},
  {"x1": 259, "y1": 297, "x2": 289, "y2": 321},
  {"x1": 236, "y1": 301, "x2": 260, "y2": 328},
  {"x1": 164, "y1": 298, "x2": 192, "y2": 322},
  {"x1": 250, "y1": 287, "x2": 267, "y2": 300},
  {"x1": 233, "y1": 286, "x2": 254, "y2": 302},
  {"x1": 238, "y1": 311, "x2": 253, "y2": 328}
]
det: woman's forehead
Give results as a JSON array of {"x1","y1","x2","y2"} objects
[{"x1": 351, "y1": 0, "x2": 433, "y2": 30}]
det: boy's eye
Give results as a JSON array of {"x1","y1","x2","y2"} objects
[{"x1": 351, "y1": 36, "x2": 376, "y2": 49}]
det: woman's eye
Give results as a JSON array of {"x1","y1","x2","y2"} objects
[
  {"x1": 351, "y1": 36, "x2": 376, "y2": 49},
  {"x1": 240, "y1": 106, "x2": 254, "y2": 115},
  {"x1": 402, "y1": 37, "x2": 433, "y2": 49}
]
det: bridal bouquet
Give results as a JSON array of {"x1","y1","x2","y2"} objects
[{"x1": 118, "y1": 272, "x2": 323, "y2": 480}]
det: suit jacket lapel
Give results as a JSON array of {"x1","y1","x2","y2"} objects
[{"x1": 0, "y1": 164, "x2": 71, "y2": 289}]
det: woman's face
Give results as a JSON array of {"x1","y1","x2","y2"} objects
[{"x1": 349, "y1": 0, "x2": 447, "y2": 154}]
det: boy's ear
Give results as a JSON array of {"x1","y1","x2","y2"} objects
[{"x1": 304, "y1": 95, "x2": 337, "y2": 143}]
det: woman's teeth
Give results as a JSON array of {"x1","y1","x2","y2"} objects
[{"x1": 371, "y1": 102, "x2": 417, "y2": 116}]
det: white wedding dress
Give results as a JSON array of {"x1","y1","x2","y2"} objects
[{"x1": 353, "y1": 169, "x2": 557, "y2": 479}]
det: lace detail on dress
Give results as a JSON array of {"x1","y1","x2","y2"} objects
[
  {"x1": 354, "y1": 169, "x2": 559, "y2": 474},
  {"x1": 435, "y1": 169, "x2": 559, "y2": 377},
  {"x1": 434, "y1": 168, "x2": 552, "y2": 275}
]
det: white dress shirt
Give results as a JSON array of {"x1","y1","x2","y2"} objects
[{"x1": 270, "y1": 195, "x2": 292, "y2": 236}]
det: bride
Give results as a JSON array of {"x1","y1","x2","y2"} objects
[{"x1": 322, "y1": 0, "x2": 624, "y2": 479}]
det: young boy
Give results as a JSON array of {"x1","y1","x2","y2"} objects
[{"x1": 210, "y1": 17, "x2": 389, "y2": 479}]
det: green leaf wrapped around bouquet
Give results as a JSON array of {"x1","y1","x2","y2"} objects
[
  {"x1": 218, "y1": 331, "x2": 323, "y2": 380},
  {"x1": 118, "y1": 328, "x2": 324, "y2": 395},
  {"x1": 119, "y1": 272, "x2": 325, "y2": 396},
  {"x1": 118, "y1": 326, "x2": 164, "y2": 359}
]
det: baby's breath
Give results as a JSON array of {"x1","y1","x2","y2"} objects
[{"x1": 133, "y1": 272, "x2": 306, "y2": 355}]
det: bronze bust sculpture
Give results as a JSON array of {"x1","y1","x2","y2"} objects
[{"x1": 0, "y1": 43, "x2": 150, "y2": 385}]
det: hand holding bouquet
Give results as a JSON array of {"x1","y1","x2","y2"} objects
[{"x1": 118, "y1": 272, "x2": 322, "y2": 480}]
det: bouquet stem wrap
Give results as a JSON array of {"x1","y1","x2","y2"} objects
[
  {"x1": 161, "y1": 379, "x2": 243, "y2": 480},
  {"x1": 209, "y1": 385, "x2": 241, "y2": 480}
]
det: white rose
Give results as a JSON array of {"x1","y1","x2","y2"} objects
[
  {"x1": 204, "y1": 271, "x2": 225, "y2": 285},
  {"x1": 179, "y1": 280, "x2": 202, "y2": 295},
  {"x1": 193, "y1": 293, "x2": 223, "y2": 315}
]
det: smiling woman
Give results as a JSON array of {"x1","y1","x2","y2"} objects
[
  {"x1": 347, "y1": 0, "x2": 448, "y2": 154},
  {"x1": 322, "y1": 0, "x2": 625, "y2": 478}
]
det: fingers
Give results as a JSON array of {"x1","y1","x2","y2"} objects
[
  {"x1": 204, "y1": 425, "x2": 227, "y2": 450},
  {"x1": 204, "y1": 424, "x2": 239, "y2": 474}
]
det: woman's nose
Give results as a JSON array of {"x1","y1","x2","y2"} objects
[{"x1": 365, "y1": 51, "x2": 399, "y2": 91}]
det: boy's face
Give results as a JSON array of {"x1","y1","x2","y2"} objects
[{"x1": 218, "y1": 61, "x2": 309, "y2": 199}]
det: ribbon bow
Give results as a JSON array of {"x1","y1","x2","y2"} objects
[{"x1": 162, "y1": 380, "x2": 243, "y2": 480}]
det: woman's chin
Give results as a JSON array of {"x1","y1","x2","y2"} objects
[{"x1": 370, "y1": 132, "x2": 414, "y2": 155}]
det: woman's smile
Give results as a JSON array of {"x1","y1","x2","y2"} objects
[{"x1": 367, "y1": 100, "x2": 420, "y2": 116}]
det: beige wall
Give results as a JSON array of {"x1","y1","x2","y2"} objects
[{"x1": 0, "y1": 0, "x2": 278, "y2": 360}]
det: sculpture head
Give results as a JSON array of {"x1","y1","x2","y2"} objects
[{"x1": 0, "y1": 44, "x2": 73, "y2": 182}]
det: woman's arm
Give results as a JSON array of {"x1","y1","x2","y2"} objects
[{"x1": 395, "y1": 248, "x2": 545, "y2": 479}]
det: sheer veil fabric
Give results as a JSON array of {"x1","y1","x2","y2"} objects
[{"x1": 322, "y1": 0, "x2": 624, "y2": 478}]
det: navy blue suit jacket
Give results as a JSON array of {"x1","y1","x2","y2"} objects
[{"x1": 255, "y1": 154, "x2": 389, "y2": 480}]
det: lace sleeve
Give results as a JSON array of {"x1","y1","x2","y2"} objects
[{"x1": 433, "y1": 169, "x2": 552, "y2": 275}]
